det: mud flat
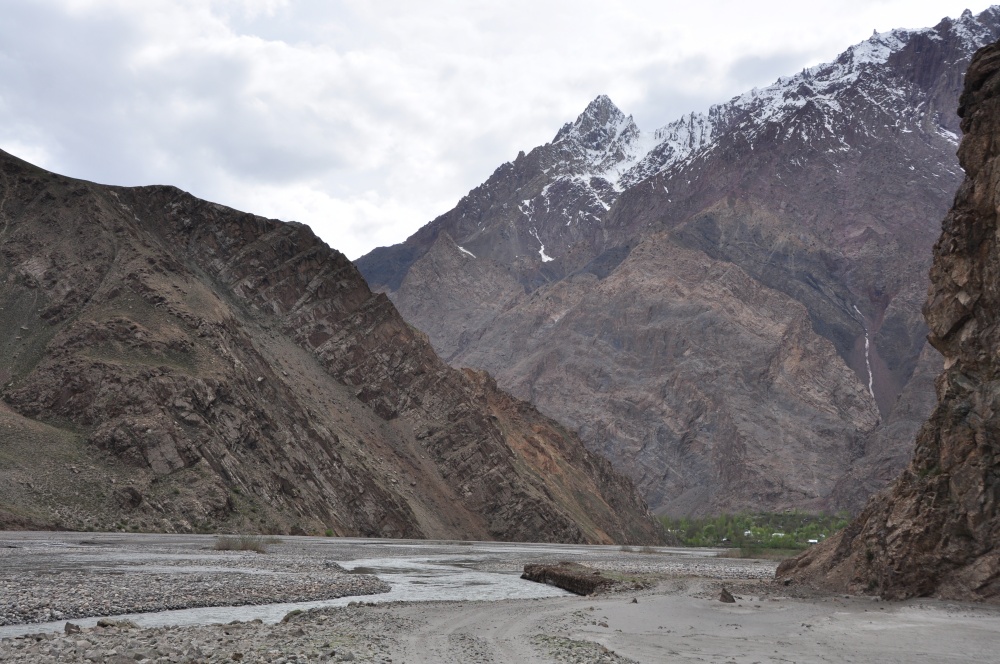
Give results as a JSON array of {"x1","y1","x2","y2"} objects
[{"x1": 2, "y1": 532, "x2": 998, "y2": 662}]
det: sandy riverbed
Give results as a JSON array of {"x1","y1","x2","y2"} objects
[{"x1": 1, "y1": 532, "x2": 998, "y2": 662}]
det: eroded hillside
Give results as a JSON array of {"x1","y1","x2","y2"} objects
[{"x1": 0, "y1": 151, "x2": 660, "y2": 544}]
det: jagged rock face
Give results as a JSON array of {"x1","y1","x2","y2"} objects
[
  {"x1": 0, "y1": 151, "x2": 660, "y2": 544},
  {"x1": 357, "y1": 8, "x2": 1000, "y2": 515},
  {"x1": 776, "y1": 41, "x2": 1000, "y2": 601}
]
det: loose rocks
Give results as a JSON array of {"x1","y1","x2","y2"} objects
[
  {"x1": 0, "y1": 605, "x2": 412, "y2": 663},
  {"x1": 0, "y1": 538, "x2": 388, "y2": 627}
]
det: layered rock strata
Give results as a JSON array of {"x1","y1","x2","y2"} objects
[{"x1": 0, "y1": 150, "x2": 660, "y2": 544}]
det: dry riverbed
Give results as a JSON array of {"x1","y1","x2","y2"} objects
[{"x1": 2, "y1": 532, "x2": 999, "y2": 662}]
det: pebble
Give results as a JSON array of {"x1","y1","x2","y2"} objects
[{"x1": 533, "y1": 634, "x2": 637, "y2": 663}]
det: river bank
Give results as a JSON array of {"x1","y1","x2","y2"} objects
[
  {"x1": 2, "y1": 532, "x2": 998, "y2": 662},
  {"x1": 0, "y1": 531, "x2": 770, "y2": 634},
  {"x1": 0, "y1": 532, "x2": 390, "y2": 627},
  {"x1": 4, "y1": 579, "x2": 1000, "y2": 663}
]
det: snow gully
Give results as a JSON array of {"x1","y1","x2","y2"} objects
[{"x1": 854, "y1": 305, "x2": 875, "y2": 400}]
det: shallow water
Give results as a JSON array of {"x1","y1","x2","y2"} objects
[
  {"x1": 0, "y1": 549, "x2": 571, "y2": 637},
  {"x1": 0, "y1": 534, "x2": 729, "y2": 638}
]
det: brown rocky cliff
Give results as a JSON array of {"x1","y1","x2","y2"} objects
[
  {"x1": 0, "y1": 151, "x2": 660, "y2": 544},
  {"x1": 776, "y1": 41, "x2": 1000, "y2": 600}
]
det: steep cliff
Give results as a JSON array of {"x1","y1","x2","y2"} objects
[
  {"x1": 776, "y1": 41, "x2": 1000, "y2": 601},
  {"x1": 0, "y1": 150, "x2": 660, "y2": 544}
]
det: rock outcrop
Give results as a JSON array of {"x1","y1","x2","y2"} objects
[
  {"x1": 0, "y1": 149, "x2": 661, "y2": 544},
  {"x1": 358, "y1": 8, "x2": 1000, "y2": 515},
  {"x1": 521, "y1": 562, "x2": 616, "y2": 595},
  {"x1": 776, "y1": 41, "x2": 1000, "y2": 601}
]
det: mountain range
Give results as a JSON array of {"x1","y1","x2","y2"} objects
[{"x1": 357, "y1": 7, "x2": 1000, "y2": 516}]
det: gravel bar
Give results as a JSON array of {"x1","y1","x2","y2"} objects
[
  {"x1": 0, "y1": 534, "x2": 388, "y2": 627},
  {"x1": 0, "y1": 605, "x2": 409, "y2": 664},
  {"x1": 0, "y1": 532, "x2": 781, "y2": 662}
]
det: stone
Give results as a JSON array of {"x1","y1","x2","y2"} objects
[
  {"x1": 97, "y1": 619, "x2": 137, "y2": 629},
  {"x1": 521, "y1": 562, "x2": 616, "y2": 595},
  {"x1": 719, "y1": 587, "x2": 736, "y2": 603}
]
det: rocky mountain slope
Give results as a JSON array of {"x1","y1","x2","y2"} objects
[
  {"x1": 358, "y1": 8, "x2": 1000, "y2": 516},
  {"x1": 0, "y1": 149, "x2": 661, "y2": 544},
  {"x1": 777, "y1": 41, "x2": 1000, "y2": 601}
]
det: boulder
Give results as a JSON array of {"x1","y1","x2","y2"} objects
[{"x1": 521, "y1": 562, "x2": 616, "y2": 595}]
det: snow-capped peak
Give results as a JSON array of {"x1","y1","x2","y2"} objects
[
  {"x1": 551, "y1": 95, "x2": 658, "y2": 190},
  {"x1": 554, "y1": 94, "x2": 626, "y2": 143},
  {"x1": 949, "y1": 5, "x2": 1000, "y2": 49},
  {"x1": 546, "y1": 19, "x2": 926, "y2": 192},
  {"x1": 506, "y1": 6, "x2": 998, "y2": 266}
]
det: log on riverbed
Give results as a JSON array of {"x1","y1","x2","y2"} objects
[{"x1": 521, "y1": 562, "x2": 616, "y2": 595}]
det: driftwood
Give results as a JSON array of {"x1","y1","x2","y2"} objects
[{"x1": 521, "y1": 562, "x2": 616, "y2": 595}]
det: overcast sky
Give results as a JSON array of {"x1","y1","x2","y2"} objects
[{"x1": 0, "y1": 1, "x2": 994, "y2": 259}]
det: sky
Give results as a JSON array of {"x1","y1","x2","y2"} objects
[{"x1": 0, "y1": 1, "x2": 995, "y2": 259}]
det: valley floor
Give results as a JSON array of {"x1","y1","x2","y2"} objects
[{"x1": 1, "y1": 532, "x2": 998, "y2": 662}]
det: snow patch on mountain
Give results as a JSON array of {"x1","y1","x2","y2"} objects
[{"x1": 530, "y1": 228, "x2": 554, "y2": 262}]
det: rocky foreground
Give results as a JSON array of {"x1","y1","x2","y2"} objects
[
  {"x1": 4, "y1": 578, "x2": 999, "y2": 663},
  {"x1": 0, "y1": 609, "x2": 404, "y2": 664},
  {"x1": 3, "y1": 532, "x2": 1000, "y2": 662}
]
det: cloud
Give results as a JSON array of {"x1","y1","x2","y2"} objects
[{"x1": 0, "y1": 0, "x2": 994, "y2": 259}]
